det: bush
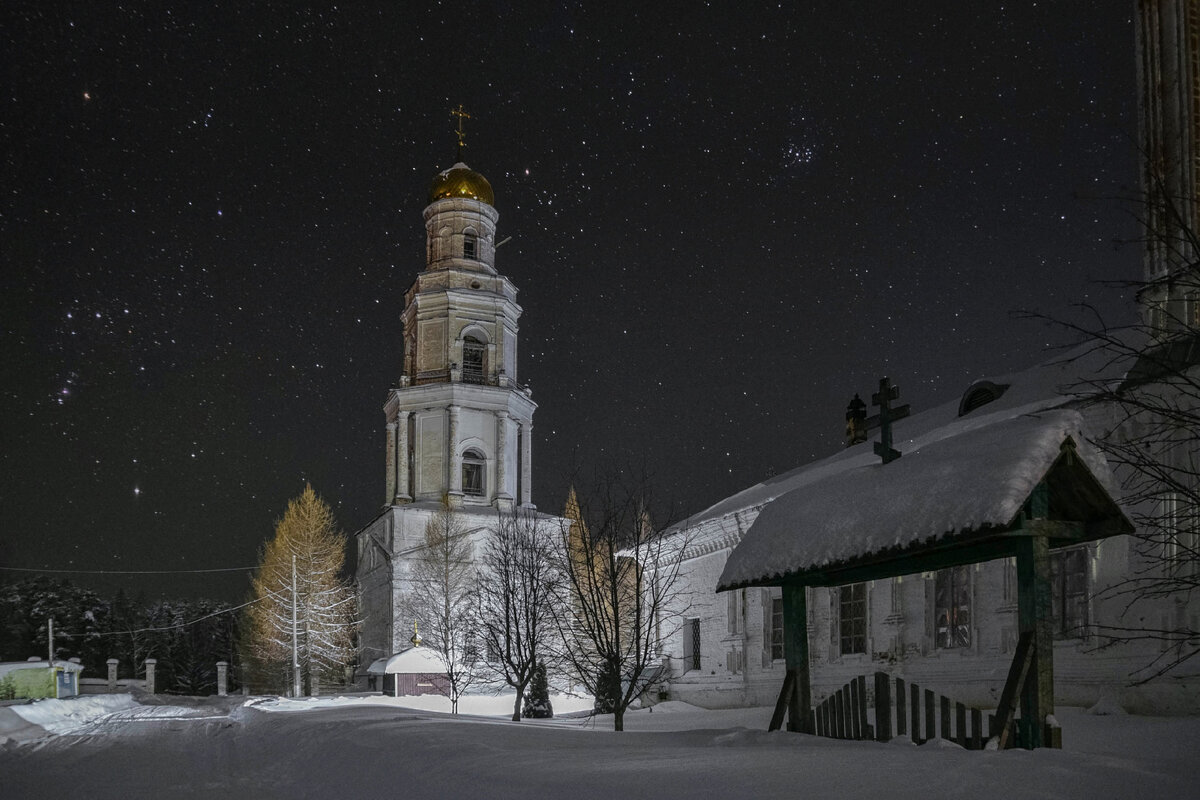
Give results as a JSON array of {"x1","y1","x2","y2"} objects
[{"x1": 522, "y1": 661, "x2": 553, "y2": 719}]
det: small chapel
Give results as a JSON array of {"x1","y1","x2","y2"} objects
[{"x1": 355, "y1": 112, "x2": 564, "y2": 665}]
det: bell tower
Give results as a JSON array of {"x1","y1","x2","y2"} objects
[
  {"x1": 383, "y1": 109, "x2": 535, "y2": 510},
  {"x1": 1136, "y1": 0, "x2": 1200, "y2": 334}
]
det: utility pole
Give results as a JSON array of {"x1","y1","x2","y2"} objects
[
  {"x1": 292, "y1": 554, "x2": 301, "y2": 697},
  {"x1": 48, "y1": 617, "x2": 56, "y2": 698}
]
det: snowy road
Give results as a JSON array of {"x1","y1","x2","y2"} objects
[{"x1": 2, "y1": 696, "x2": 1198, "y2": 799}]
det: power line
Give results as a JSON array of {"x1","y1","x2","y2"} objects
[{"x1": 0, "y1": 565, "x2": 256, "y2": 575}]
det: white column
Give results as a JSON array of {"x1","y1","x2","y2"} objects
[
  {"x1": 496, "y1": 411, "x2": 512, "y2": 504},
  {"x1": 395, "y1": 411, "x2": 411, "y2": 503},
  {"x1": 519, "y1": 421, "x2": 533, "y2": 507},
  {"x1": 385, "y1": 421, "x2": 397, "y2": 505},
  {"x1": 448, "y1": 405, "x2": 463, "y2": 498}
]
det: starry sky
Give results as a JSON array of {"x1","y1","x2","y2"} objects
[{"x1": 2, "y1": 2, "x2": 1142, "y2": 601}]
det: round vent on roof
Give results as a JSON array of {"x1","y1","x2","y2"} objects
[{"x1": 958, "y1": 380, "x2": 1010, "y2": 417}]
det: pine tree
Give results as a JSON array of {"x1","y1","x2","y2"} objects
[
  {"x1": 244, "y1": 484, "x2": 358, "y2": 694},
  {"x1": 522, "y1": 660, "x2": 553, "y2": 718}
]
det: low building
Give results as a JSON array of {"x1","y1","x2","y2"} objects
[{"x1": 0, "y1": 659, "x2": 85, "y2": 700}]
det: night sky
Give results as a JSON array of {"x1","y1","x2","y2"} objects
[{"x1": 2, "y1": 2, "x2": 1142, "y2": 601}]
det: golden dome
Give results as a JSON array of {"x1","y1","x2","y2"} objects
[{"x1": 429, "y1": 162, "x2": 494, "y2": 206}]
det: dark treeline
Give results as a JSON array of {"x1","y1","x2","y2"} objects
[{"x1": 0, "y1": 576, "x2": 239, "y2": 695}]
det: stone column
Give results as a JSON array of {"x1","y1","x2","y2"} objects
[
  {"x1": 495, "y1": 411, "x2": 512, "y2": 504},
  {"x1": 519, "y1": 421, "x2": 533, "y2": 507},
  {"x1": 448, "y1": 405, "x2": 463, "y2": 500},
  {"x1": 106, "y1": 658, "x2": 118, "y2": 692},
  {"x1": 385, "y1": 421, "x2": 397, "y2": 505},
  {"x1": 216, "y1": 661, "x2": 228, "y2": 697},
  {"x1": 396, "y1": 411, "x2": 411, "y2": 502},
  {"x1": 144, "y1": 658, "x2": 157, "y2": 694}
]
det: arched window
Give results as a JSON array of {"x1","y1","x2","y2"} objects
[
  {"x1": 463, "y1": 233, "x2": 477, "y2": 259},
  {"x1": 462, "y1": 449, "x2": 485, "y2": 497},
  {"x1": 462, "y1": 336, "x2": 485, "y2": 384}
]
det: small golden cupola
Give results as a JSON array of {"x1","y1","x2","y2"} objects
[
  {"x1": 429, "y1": 162, "x2": 494, "y2": 206},
  {"x1": 428, "y1": 104, "x2": 494, "y2": 206}
]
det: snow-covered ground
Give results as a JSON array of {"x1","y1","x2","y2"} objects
[{"x1": 2, "y1": 692, "x2": 1198, "y2": 799}]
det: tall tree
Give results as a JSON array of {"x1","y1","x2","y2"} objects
[
  {"x1": 244, "y1": 484, "x2": 358, "y2": 695},
  {"x1": 402, "y1": 497, "x2": 479, "y2": 713},
  {"x1": 554, "y1": 476, "x2": 691, "y2": 731},
  {"x1": 477, "y1": 506, "x2": 564, "y2": 721}
]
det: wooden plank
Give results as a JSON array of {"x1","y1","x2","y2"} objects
[
  {"x1": 911, "y1": 683, "x2": 921, "y2": 744},
  {"x1": 849, "y1": 679, "x2": 862, "y2": 739},
  {"x1": 971, "y1": 708, "x2": 983, "y2": 750},
  {"x1": 994, "y1": 630, "x2": 1035, "y2": 749},
  {"x1": 956, "y1": 702, "x2": 967, "y2": 747},
  {"x1": 857, "y1": 675, "x2": 871, "y2": 739},
  {"x1": 940, "y1": 695, "x2": 951, "y2": 741},
  {"x1": 874, "y1": 672, "x2": 892, "y2": 742},
  {"x1": 768, "y1": 671, "x2": 795, "y2": 732},
  {"x1": 835, "y1": 688, "x2": 846, "y2": 739},
  {"x1": 924, "y1": 689, "x2": 935, "y2": 743},
  {"x1": 895, "y1": 677, "x2": 907, "y2": 738}
]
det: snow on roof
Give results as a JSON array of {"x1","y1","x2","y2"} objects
[
  {"x1": 674, "y1": 337, "x2": 1142, "y2": 541},
  {"x1": 717, "y1": 404, "x2": 1126, "y2": 590},
  {"x1": 365, "y1": 646, "x2": 448, "y2": 676}
]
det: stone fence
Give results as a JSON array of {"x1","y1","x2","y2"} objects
[{"x1": 78, "y1": 658, "x2": 232, "y2": 696}]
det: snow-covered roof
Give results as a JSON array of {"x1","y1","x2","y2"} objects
[
  {"x1": 710, "y1": 335, "x2": 1142, "y2": 592},
  {"x1": 365, "y1": 646, "x2": 448, "y2": 676}
]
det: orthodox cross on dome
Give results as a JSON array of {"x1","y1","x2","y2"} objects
[
  {"x1": 451, "y1": 104, "x2": 471, "y2": 157},
  {"x1": 871, "y1": 377, "x2": 908, "y2": 464},
  {"x1": 410, "y1": 621, "x2": 422, "y2": 648}
]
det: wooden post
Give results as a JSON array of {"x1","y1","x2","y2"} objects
[
  {"x1": 874, "y1": 672, "x2": 892, "y2": 742},
  {"x1": 940, "y1": 695, "x2": 951, "y2": 740},
  {"x1": 768, "y1": 671, "x2": 795, "y2": 732},
  {"x1": 910, "y1": 682, "x2": 921, "y2": 744},
  {"x1": 849, "y1": 679, "x2": 862, "y2": 739},
  {"x1": 956, "y1": 702, "x2": 967, "y2": 747},
  {"x1": 970, "y1": 708, "x2": 983, "y2": 750},
  {"x1": 994, "y1": 631, "x2": 1034, "y2": 749},
  {"x1": 924, "y1": 689, "x2": 935, "y2": 742},
  {"x1": 1016, "y1": 505, "x2": 1054, "y2": 750},
  {"x1": 782, "y1": 584, "x2": 812, "y2": 733},
  {"x1": 857, "y1": 675, "x2": 871, "y2": 739},
  {"x1": 895, "y1": 677, "x2": 907, "y2": 738},
  {"x1": 835, "y1": 689, "x2": 846, "y2": 738}
]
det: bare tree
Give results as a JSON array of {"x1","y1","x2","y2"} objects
[
  {"x1": 554, "y1": 474, "x2": 692, "y2": 731},
  {"x1": 476, "y1": 506, "x2": 564, "y2": 721},
  {"x1": 1029, "y1": 172, "x2": 1200, "y2": 681},
  {"x1": 402, "y1": 498, "x2": 480, "y2": 713}
]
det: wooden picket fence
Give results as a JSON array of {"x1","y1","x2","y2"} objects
[{"x1": 813, "y1": 672, "x2": 994, "y2": 749}]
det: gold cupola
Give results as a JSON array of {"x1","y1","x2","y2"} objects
[{"x1": 428, "y1": 162, "x2": 494, "y2": 206}]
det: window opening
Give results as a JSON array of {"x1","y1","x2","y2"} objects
[
  {"x1": 1051, "y1": 546, "x2": 1089, "y2": 638},
  {"x1": 839, "y1": 583, "x2": 867, "y2": 655},
  {"x1": 462, "y1": 449, "x2": 485, "y2": 497},
  {"x1": 462, "y1": 336, "x2": 485, "y2": 384},
  {"x1": 463, "y1": 235, "x2": 477, "y2": 259},
  {"x1": 686, "y1": 618, "x2": 701, "y2": 671},
  {"x1": 935, "y1": 566, "x2": 972, "y2": 648}
]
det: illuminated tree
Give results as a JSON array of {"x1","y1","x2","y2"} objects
[{"x1": 244, "y1": 484, "x2": 358, "y2": 694}]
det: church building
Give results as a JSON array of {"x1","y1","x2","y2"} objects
[
  {"x1": 355, "y1": 118, "x2": 563, "y2": 665},
  {"x1": 654, "y1": 0, "x2": 1200, "y2": 719}
]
